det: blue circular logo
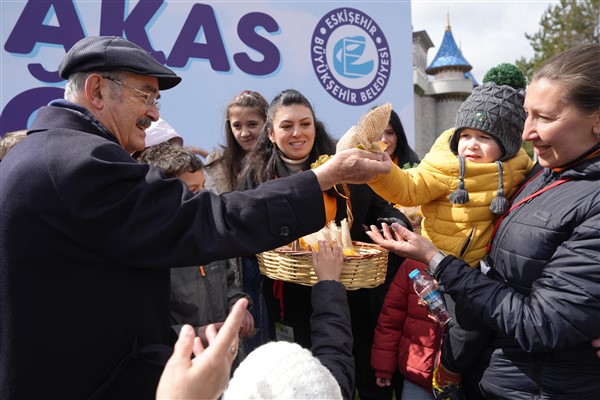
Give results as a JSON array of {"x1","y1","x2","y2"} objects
[{"x1": 311, "y1": 8, "x2": 391, "y2": 106}]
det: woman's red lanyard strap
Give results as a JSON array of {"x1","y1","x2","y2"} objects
[
  {"x1": 273, "y1": 280, "x2": 285, "y2": 320},
  {"x1": 486, "y1": 170, "x2": 571, "y2": 253}
]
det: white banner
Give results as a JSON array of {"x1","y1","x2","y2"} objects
[{"x1": 1, "y1": 0, "x2": 414, "y2": 152}]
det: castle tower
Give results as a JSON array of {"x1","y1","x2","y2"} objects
[{"x1": 413, "y1": 14, "x2": 476, "y2": 156}]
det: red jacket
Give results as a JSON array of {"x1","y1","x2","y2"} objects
[{"x1": 371, "y1": 259, "x2": 444, "y2": 391}]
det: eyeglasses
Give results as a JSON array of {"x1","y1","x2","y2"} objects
[{"x1": 103, "y1": 76, "x2": 160, "y2": 110}]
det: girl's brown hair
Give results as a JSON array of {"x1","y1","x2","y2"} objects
[{"x1": 206, "y1": 90, "x2": 269, "y2": 189}]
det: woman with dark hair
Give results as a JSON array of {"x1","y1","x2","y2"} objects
[
  {"x1": 240, "y1": 89, "x2": 336, "y2": 188},
  {"x1": 239, "y1": 89, "x2": 412, "y2": 399},
  {"x1": 239, "y1": 89, "x2": 342, "y2": 355},
  {"x1": 381, "y1": 108, "x2": 420, "y2": 168}
]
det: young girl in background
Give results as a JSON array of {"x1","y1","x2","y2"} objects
[
  {"x1": 205, "y1": 90, "x2": 270, "y2": 354},
  {"x1": 205, "y1": 90, "x2": 269, "y2": 194}
]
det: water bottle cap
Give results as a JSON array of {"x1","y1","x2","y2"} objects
[{"x1": 408, "y1": 269, "x2": 420, "y2": 279}]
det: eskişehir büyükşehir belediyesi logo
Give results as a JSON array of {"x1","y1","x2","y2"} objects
[{"x1": 311, "y1": 8, "x2": 391, "y2": 106}]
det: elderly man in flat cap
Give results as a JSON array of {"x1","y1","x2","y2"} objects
[{"x1": 0, "y1": 36, "x2": 389, "y2": 399}]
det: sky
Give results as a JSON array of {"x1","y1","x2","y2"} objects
[{"x1": 411, "y1": 0, "x2": 559, "y2": 83}]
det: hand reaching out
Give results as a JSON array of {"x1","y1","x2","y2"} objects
[
  {"x1": 312, "y1": 148, "x2": 393, "y2": 190},
  {"x1": 156, "y1": 298, "x2": 248, "y2": 400},
  {"x1": 365, "y1": 222, "x2": 440, "y2": 265},
  {"x1": 311, "y1": 240, "x2": 344, "y2": 282}
]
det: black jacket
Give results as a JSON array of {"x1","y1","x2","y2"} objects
[
  {"x1": 0, "y1": 104, "x2": 326, "y2": 399},
  {"x1": 435, "y1": 155, "x2": 600, "y2": 399}
]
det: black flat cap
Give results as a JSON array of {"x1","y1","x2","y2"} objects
[{"x1": 58, "y1": 36, "x2": 181, "y2": 90}]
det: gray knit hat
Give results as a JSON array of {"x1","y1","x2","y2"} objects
[
  {"x1": 448, "y1": 64, "x2": 527, "y2": 215},
  {"x1": 450, "y1": 69, "x2": 526, "y2": 161}
]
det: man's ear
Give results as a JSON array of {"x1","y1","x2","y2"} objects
[{"x1": 85, "y1": 74, "x2": 105, "y2": 110}]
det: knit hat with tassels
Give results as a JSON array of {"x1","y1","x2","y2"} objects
[
  {"x1": 450, "y1": 63, "x2": 527, "y2": 161},
  {"x1": 448, "y1": 156, "x2": 510, "y2": 215},
  {"x1": 448, "y1": 63, "x2": 527, "y2": 215}
]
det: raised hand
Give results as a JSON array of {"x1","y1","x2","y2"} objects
[{"x1": 156, "y1": 298, "x2": 248, "y2": 400}]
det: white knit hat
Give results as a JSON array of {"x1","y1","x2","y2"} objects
[
  {"x1": 224, "y1": 341, "x2": 342, "y2": 399},
  {"x1": 144, "y1": 118, "x2": 184, "y2": 148}
]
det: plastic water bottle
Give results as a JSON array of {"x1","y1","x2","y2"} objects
[{"x1": 408, "y1": 269, "x2": 451, "y2": 325}]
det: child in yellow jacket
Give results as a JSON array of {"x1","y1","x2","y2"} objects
[{"x1": 369, "y1": 64, "x2": 533, "y2": 399}]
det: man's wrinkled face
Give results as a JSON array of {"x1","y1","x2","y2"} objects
[{"x1": 101, "y1": 74, "x2": 160, "y2": 154}]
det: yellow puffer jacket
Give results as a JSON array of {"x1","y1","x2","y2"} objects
[{"x1": 370, "y1": 128, "x2": 533, "y2": 267}]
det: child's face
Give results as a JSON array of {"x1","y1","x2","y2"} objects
[
  {"x1": 457, "y1": 128, "x2": 503, "y2": 163},
  {"x1": 380, "y1": 123, "x2": 397, "y2": 158},
  {"x1": 177, "y1": 170, "x2": 206, "y2": 193},
  {"x1": 228, "y1": 106, "x2": 266, "y2": 152}
]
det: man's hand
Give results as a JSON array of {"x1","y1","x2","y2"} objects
[
  {"x1": 365, "y1": 222, "x2": 439, "y2": 265},
  {"x1": 312, "y1": 148, "x2": 393, "y2": 190},
  {"x1": 156, "y1": 298, "x2": 248, "y2": 400}
]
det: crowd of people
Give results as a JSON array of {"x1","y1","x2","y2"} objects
[{"x1": 1, "y1": 35, "x2": 599, "y2": 400}]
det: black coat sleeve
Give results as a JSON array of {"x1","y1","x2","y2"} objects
[
  {"x1": 53, "y1": 138, "x2": 326, "y2": 269},
  {"x1": 311, "y1": 280, "x2": 355, "y2": 400}
]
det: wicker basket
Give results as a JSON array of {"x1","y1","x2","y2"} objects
[{"x1": 257, "y1": 241, "x2": 388, "y2": 290}]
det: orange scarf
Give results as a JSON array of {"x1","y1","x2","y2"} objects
[{"x1": 323, "y1": 191, "x2": 337, "y2": 223}]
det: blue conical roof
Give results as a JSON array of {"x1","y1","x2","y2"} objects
[
  {"x1": 465, "y1": 71, "x2": 478, "y2": 86},
  {"x1": 426, "y1": 27, "x2": 472, "y2": 74}
]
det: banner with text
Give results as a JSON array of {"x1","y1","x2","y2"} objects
[{"x1": 1, "y1": 0, "x2": 414, "y2": 151}]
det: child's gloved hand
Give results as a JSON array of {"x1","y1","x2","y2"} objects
[{"x1": 376, "y1": 217, "x2": 410, "y2": 232}]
